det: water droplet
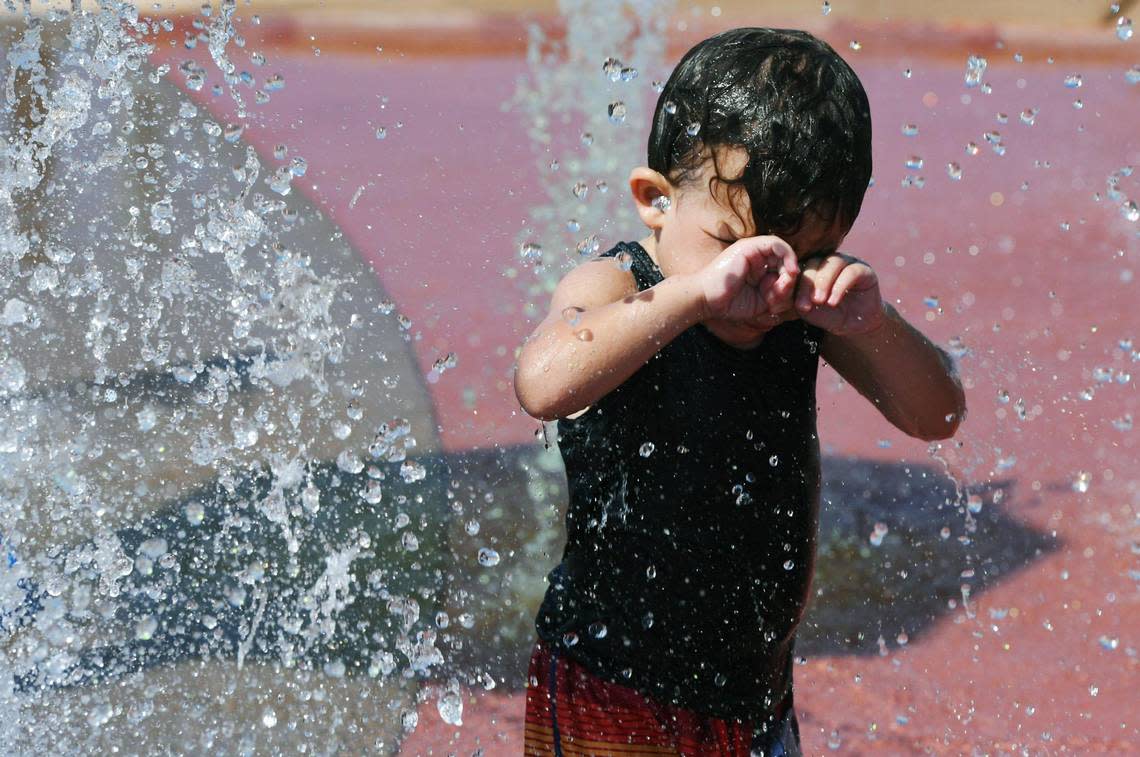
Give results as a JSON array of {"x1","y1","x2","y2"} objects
[
  {"x1": 901, "y1": 123, "x2": 918, "y2": 137},
  {"x1": 946, "y1": 162, "x2": 962, "y2": 180},
  {"x1": 519, "y1": 242, "x2": 542, "y2": 265},
  {"x1": 616, "y1": 250, "x2": 633, "y2": 271},
  {"x1": 639, "y1": 441, "x2": 655, "y2": 457},
  {"x1": 769, "y1": 454, "x2": 779, "y2": 466},
  {"x1": 1063, "y1": 73, "x2": 1082, "y2": 89},
  {"x1": 685, "y1": 121, "x2": 701, "y2": 136},
  {"x1": 849, "y1": 40, "x2": 861, "y2": 51},
  {"x1": 964, "y1": 54, "x2": 987, "y2": 88},
  {"x1": 589, "y1": 622, "x2": 607, "y2": 639},
  {"x1": 401, "y1": 532, "x2": 419, "y2": 552},
  {"x1": 264, "y1": 73, "x2": 285, "y2": 91},
  {"x1": 869, "y1": 522, "x2": 889, "y2": 547},
  {"x1": 608, "y1": 101, "x2": 627, "y2": 124},
  {"x1": 646, "y1": 564, "x2": 657, "y2": 579},
  {"x1": 663, "y1": 100, "x2": 677, "y2": 115},
  {"x1": 1072, "y1": 471, "x2": 1091, "y2": 493},
  {"x1": 1098, "y1": 635, "x2": 1119, "y2": 650},
  {"x1": 562, "y1": 631, "x2": 579, "y2": 646},
  {"x1": 375, "y1": 126, "x2": 387, "y2": 140},
  {"x1": 714, "y1": 672, "x2": 727, "y2": 686},
  {"x1": 965, "y1": 141, "x2": 979, "y2": 155},
  {"x1": 1126, "y1": 64, "x2": 1140, "y2": 84},
  {"x1": 580, "y1": 131, "x2": 594, "y2": 146},
  {"x1": 1111, "y1": 413, "x2": 1133, "y2": 431},
  {"x1": 436, "y1": 687, "x2": 463, "y2": 726},
  {"x1": 1116, "y1": 17, "x2": 1133, "y2": 41},
  {"x1": 185, "y1": 502, "x2": 205, "y2": 525},
  {"x1": 821, "y1": 1, "x2": 831, "y2": 15},
  {"x1": 562, "y1": 306, "x2": 584, "y2": 326},
  {"x1": 602, "y1": 56, "x2": 623, "y2": 82},
  {"x1": 1019, "y1": 107, "x2": 1038, "y2": 125},
  {"x1": 223, "y1": 123, "x2": 244, "y2": 143},
  {"x1": 783, "y1": 559, "x2": 795, "y2": 570},
  {"x1": 574, "y1": 328, "x2": 593, "y2": 342},
  {"x1": 902, "y1": 67, "x2": 912, "y2": 78},
  {"x1": 262, "y1": 707, "x2": 277, "y2": 728},
  {"x1": 477, "y1": 547, "x2": 500, "y2": 567},
  {"x1": 572, "y1": 181, "x2": 589, "y2": 200},
  {"x1": 966, "y1": 494, "x2": 983, "y2": 514}
]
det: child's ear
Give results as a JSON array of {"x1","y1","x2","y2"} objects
[{"x1": 628, "y1": 167, "x2": 672, "y2": 230}]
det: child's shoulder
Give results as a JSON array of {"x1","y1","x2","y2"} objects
[{"x1": 546, "y1": 245, "x2": 640, "y2": 317}]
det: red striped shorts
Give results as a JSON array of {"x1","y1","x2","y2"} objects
[{"x1": 522, "y1": 640, "x2": 801, "y2": 756}]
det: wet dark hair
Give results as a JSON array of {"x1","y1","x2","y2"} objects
[{"x1": 648, "y1": 27, "x2": 873, "y2": 239}]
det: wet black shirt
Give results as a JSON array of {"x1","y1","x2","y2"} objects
[{"x1": 535, "y1": 240, "x2": 825, "y2": 724}]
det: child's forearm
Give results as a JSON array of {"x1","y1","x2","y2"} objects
[
  {"x1": 824, "y1": 302, "x2": 966, "y2": 440},
  {"x1": 515, "y1": 273, "x2": 705, "y2": 421}
]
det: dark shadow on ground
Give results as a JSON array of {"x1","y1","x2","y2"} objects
[{"x1": 8, "y1": 446, "x2": 1056, "y2": 696}]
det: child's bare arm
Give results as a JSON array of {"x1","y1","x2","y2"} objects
[
  {"x1": 514, "y1": 237, "x2": 800, "y2": 421},
  {"x1": 820, "y1": 303, "x2": 966, "y2": 441},
  {"x1": 793, "y1": 252, "x2": 966, "y2": 440}
]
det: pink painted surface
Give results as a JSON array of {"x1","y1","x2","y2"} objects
[{"x1": 154, "y1": 27, "x2": 1139, "y2": 753}]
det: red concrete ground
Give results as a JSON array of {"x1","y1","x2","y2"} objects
[{"x1": 155, "y1": 11, "x2": 1138, "y2": 754}]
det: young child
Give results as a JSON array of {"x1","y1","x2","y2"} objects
[{"x1": 513, "y1": 27, "x2": 965, "y2": 756}]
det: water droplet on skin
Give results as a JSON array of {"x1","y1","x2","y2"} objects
[
  {"x1": 375, "y1": 126, "x2": 387, "y2": 140},
  {"x1": 1073, "y1": 98, "x2": 1084, "y2": 109},
  {"x1": 616, "y1": 250, "x2": 633, "y2": 271},
  {"x1": 562, "y1": 631, "x2": 579, "y2": 646},
  {"x1": 575, "y1": 328, "x2": 593, "y2": 341},
  {"x1": 1019, "y1": 107, "x2": 1037, "y2": 125},
  {"x1": 1116, "y1": 17, "x2": 1133, "y2": 41},
  {"x1": 1126, "y1": 64, "x2": 1140, "y2": 84},
  {"x1": 821, "y1": 1, "x2": 831, "y2": 15},
  {"x1": 902, "y1": 67, "x2": 912, "y2": 78},
  {"x1": 572, "y1": 181, "x2": 589, "y2": 200},
  {"x1": 639, "y1": 441, "x2": 655, "y2": 457},
  {"x1": 849, "y1": 40, "x2": 861, "y2": 51},
  {"x1": 901, "y1": 123, "x2": 918, "y2": 136},
  {"x1": 1063, "y1": 73, "x2": 1082, "y2": 89},
  {"x1": 946, "y1": 162, "x2": 962, "y2": 180},
  {"x1": 273, "y1": 144, "x2": 287, "y2": 159},
  {"x1": 607, "y1": 101, "x2": 627, "y2": 124},
  {"x1": 562, "y1": 306, "x2": 584, "y2": 326},
  {"x1": 477, "y1": 547, "x2": 500, "y2": 567},
  {"x1": 580, "y1": 131, "x2": 594, "y2": 146},
  {"x1": 651, "y1": 195, "x2": 671, "y2": 213},
  {"x1": 965, "y1": 141, "x2": 979, "y2": 155}
]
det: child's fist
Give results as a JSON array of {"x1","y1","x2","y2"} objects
[
  {"x1": 794, "y1": 252, "x2": 885, "y2": 335},
  {"x1": 695, "y1": 235, "x2": 800, "y2": 327}
]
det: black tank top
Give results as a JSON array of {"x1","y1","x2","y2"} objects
[{"x1": 535, "y1": 240, "x2": 826, "y2": 724}]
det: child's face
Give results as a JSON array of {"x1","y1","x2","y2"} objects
[{"x1": 632, "y1": 145, "x2": 849, "y2": 279}]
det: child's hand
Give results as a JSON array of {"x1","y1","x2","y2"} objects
[
  {"x1": 694, "y1": 235, "x2": 800, "y2": 328},
  {"x1": 793, "y1": 252, "x2": 885, "y2": 335}
]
